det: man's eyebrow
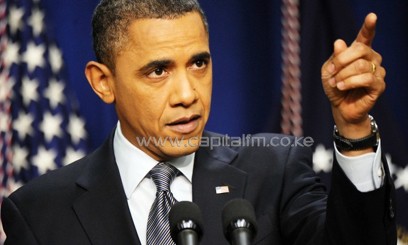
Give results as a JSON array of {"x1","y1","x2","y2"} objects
[
  {"x1": 138, "y1": 59, "x2": 173, "y2": 74},
  {"x1": 138, "y1": 52, "x2": 211, "y2": 75},
  {"x1": 190, "y1": 52, "x2": 211, "y2": 62}
]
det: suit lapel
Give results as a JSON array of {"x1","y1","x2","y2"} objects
[
  {"x1": 192, "y1": 132, "x2": 248, "y2": 244},
  {"x1": 72, "y1": 133, "x2": 140, "y2": 245}
]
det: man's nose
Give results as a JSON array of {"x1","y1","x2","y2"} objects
[{"x1": 169, "y1": 72, "x2": 197, "y2": 107}]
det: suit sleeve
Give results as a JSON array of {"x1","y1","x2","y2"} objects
[
  {"x1": 326, "y1": 152, "x2": 397, "y2": 244},
  {"x1": 1, "y1": 197, "x2": 39, "y2": 245},
  {"x1": 278, "y1": 144, "x2": 328, "y2": 244},
  {"x1": 278, "y1": 143, "x2": 396, "y2": 245}
]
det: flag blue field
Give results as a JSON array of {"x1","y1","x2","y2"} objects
[{"x1": 0, "y1": 0, "x2": 88, "y2": 240}]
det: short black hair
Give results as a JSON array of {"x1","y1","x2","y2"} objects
[{"x1": 92, "y1": 0, "x2": 208, "y2": 71}]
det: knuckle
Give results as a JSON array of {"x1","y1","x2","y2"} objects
[
  {"x1": 377, "y1": 53, "x2": 383, "y2": 64},
  {"x1": 370, "y1": 73, "x2": 377, "y2": 82},
  {"x1": 354, "y1": 42, "x2": 367, "y2": 52},
  {"x1": 354, "y1": 59, "x2": 366, "y2": 72}
]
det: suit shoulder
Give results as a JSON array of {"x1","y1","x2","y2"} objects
[
  {"x1": 8, "y1": 156, "x2": 88, "y2": 202},
  {"x1": 201, "y1": 131, "x2": 314, "y2": 173},
  {"x1": 204, "y1": 131, "x2": 314, "y2": 153},
  {"x1": 8, "y1": 134, "x2": 114, "y2": 202}
]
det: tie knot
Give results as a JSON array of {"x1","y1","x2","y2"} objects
[{"x1": 149, "y1": 162, "x2": 178, "y2": 192}]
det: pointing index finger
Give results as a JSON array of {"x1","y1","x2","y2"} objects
[{"x1": 355, "y1": 13, "x2": 377, "y2": 46}]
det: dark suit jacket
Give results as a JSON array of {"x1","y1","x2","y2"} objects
[{"x1": 1, "y1": 131, "x2": 396, "y2": 244}]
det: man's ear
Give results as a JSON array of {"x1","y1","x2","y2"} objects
[{"x1": 85, "y1": 61, "x2": 115, "y2": 104}]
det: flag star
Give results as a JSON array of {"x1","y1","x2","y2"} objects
[
  {"x1": 32, "y1": 146, "x2": 57, "y2": 174},
  {"x1": 12, "y1": 144, "x2": 29, "y2": 172},
  {"x1": 44, "y1": 79, "x2": 65, "y2": 108},
  {"x1": 22, "y1": 42, "x2": 45, "y2": 72},
  {"x1": 63, "y1": 147, "x2": 86, "y2": 165},
  {"x1": 21, "y1": 76, "x2": 39, "y2": 105},
  {"x1": 313, "y1": 144, "x2": 333, "y2": 173},
  {"x1": 40, "y1": 112, "x2": 63, "y2": 142},
  {"x1": 49, "y1": 45, "x2": 63, "y2": 73},
  {"x1": 13, "y1": 111, "x2": 34, "y2": 139},
  {"x1": 2, "y1": 41, "x2": 20, "y2": 67},
  {"x1": 28, "y1": 8, "x2": 44, "y2": 36},
  {"x1": 394, "y1": 164, "x2": 408, "y2": 192},
  {"x1": 68, "y1": 113, "x2": 87, "y2": 144},
  {"x1": 8, "y1": 6, "x2": 25, "y2": 34}
]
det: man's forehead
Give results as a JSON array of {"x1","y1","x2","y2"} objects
[
  {"x1": 125, "y1": 12, "x2": 208, "y2": 47},
  {"x1": 128, "y1": 12, "x2": 205, "y2": 30},
  {"x1": 115, "y1": 12, "x2": 209, "y2": 66}
]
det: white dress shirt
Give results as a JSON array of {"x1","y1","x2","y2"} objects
[
  {"x1": 113, "y1": 122, "x2": 194, "y2": 245},
  {"x1": 335, "y1": 141, "x2": 384, "y2": 192},
  {"x1": 113, "y1": 121, "x2": 383, "y2": 245}
]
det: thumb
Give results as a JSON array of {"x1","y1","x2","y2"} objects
[{"x1": 329, "y1": 39, "x2": 348, "y2": 74}]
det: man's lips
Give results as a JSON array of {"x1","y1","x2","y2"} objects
[{"x1": 166, "y1": 115, "x2": 201, "y2": 134}]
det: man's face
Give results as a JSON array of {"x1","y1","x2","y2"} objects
[{"x1": 112, "y1": 12, "x2": 212, "y2": 160}]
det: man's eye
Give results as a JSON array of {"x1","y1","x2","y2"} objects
[
  {"x1": 147, "y1": 68, "x2": 168, "y2": 79},
  {"x1": 195, "y1": 60, "x2": 205, "y2": 67},
  {"x1": 191, "y1": 60, "x2": 207, "y2": 70}
]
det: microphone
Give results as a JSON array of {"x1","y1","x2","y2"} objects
[
  {"x1": 222, "y1": 199, "x2": 258, "y2": 245},
  {"x1": 169, "y1": 201, "x2": 204, "y2": 245}
]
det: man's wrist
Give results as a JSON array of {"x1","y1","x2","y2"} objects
[{"x1": 333, "y1": 115, "x2": 380, "y2": 152}]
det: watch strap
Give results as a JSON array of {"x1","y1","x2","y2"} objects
[{"x1": 333, "y1": 115, "x2": 380, "y2": 151}]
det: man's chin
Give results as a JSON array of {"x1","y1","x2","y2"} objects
[{"x1": 159, "y1": 141, "x2": 200, "y2": 159}]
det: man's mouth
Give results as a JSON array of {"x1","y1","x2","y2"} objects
[{"x1": 167, "y1": 114, "x2": 201, "y2": 134}]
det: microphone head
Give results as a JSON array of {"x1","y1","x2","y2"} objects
[
  {"x1": 169, "y1": 201, "x2": 204, "y2": 242},
  {"x1": 221, "y1": 199, "x2": 258, "y2": 241}
]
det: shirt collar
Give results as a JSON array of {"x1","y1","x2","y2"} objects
[{"x1": 113, "y1": 122, "x2": 195, "y2": 199}]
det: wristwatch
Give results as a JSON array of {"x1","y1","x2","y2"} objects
[{"x1": 333, "y1": 115, "x2": 380, "y2": 151}]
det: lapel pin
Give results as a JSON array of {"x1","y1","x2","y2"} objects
[{"x1": 215, "y1": 186, "x2": 230, "y2": 194}]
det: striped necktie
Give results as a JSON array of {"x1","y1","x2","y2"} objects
[{"x1": 147, "y1": 162, "x2": 179, "y2": 245}]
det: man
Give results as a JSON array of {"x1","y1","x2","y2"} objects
[{"x1": 1, "y1": 0, "x2": 396, "y2": 244}]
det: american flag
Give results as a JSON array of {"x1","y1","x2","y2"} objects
[{"x1": 0, "y1": 0, "x2": 88, "y2": 240}]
